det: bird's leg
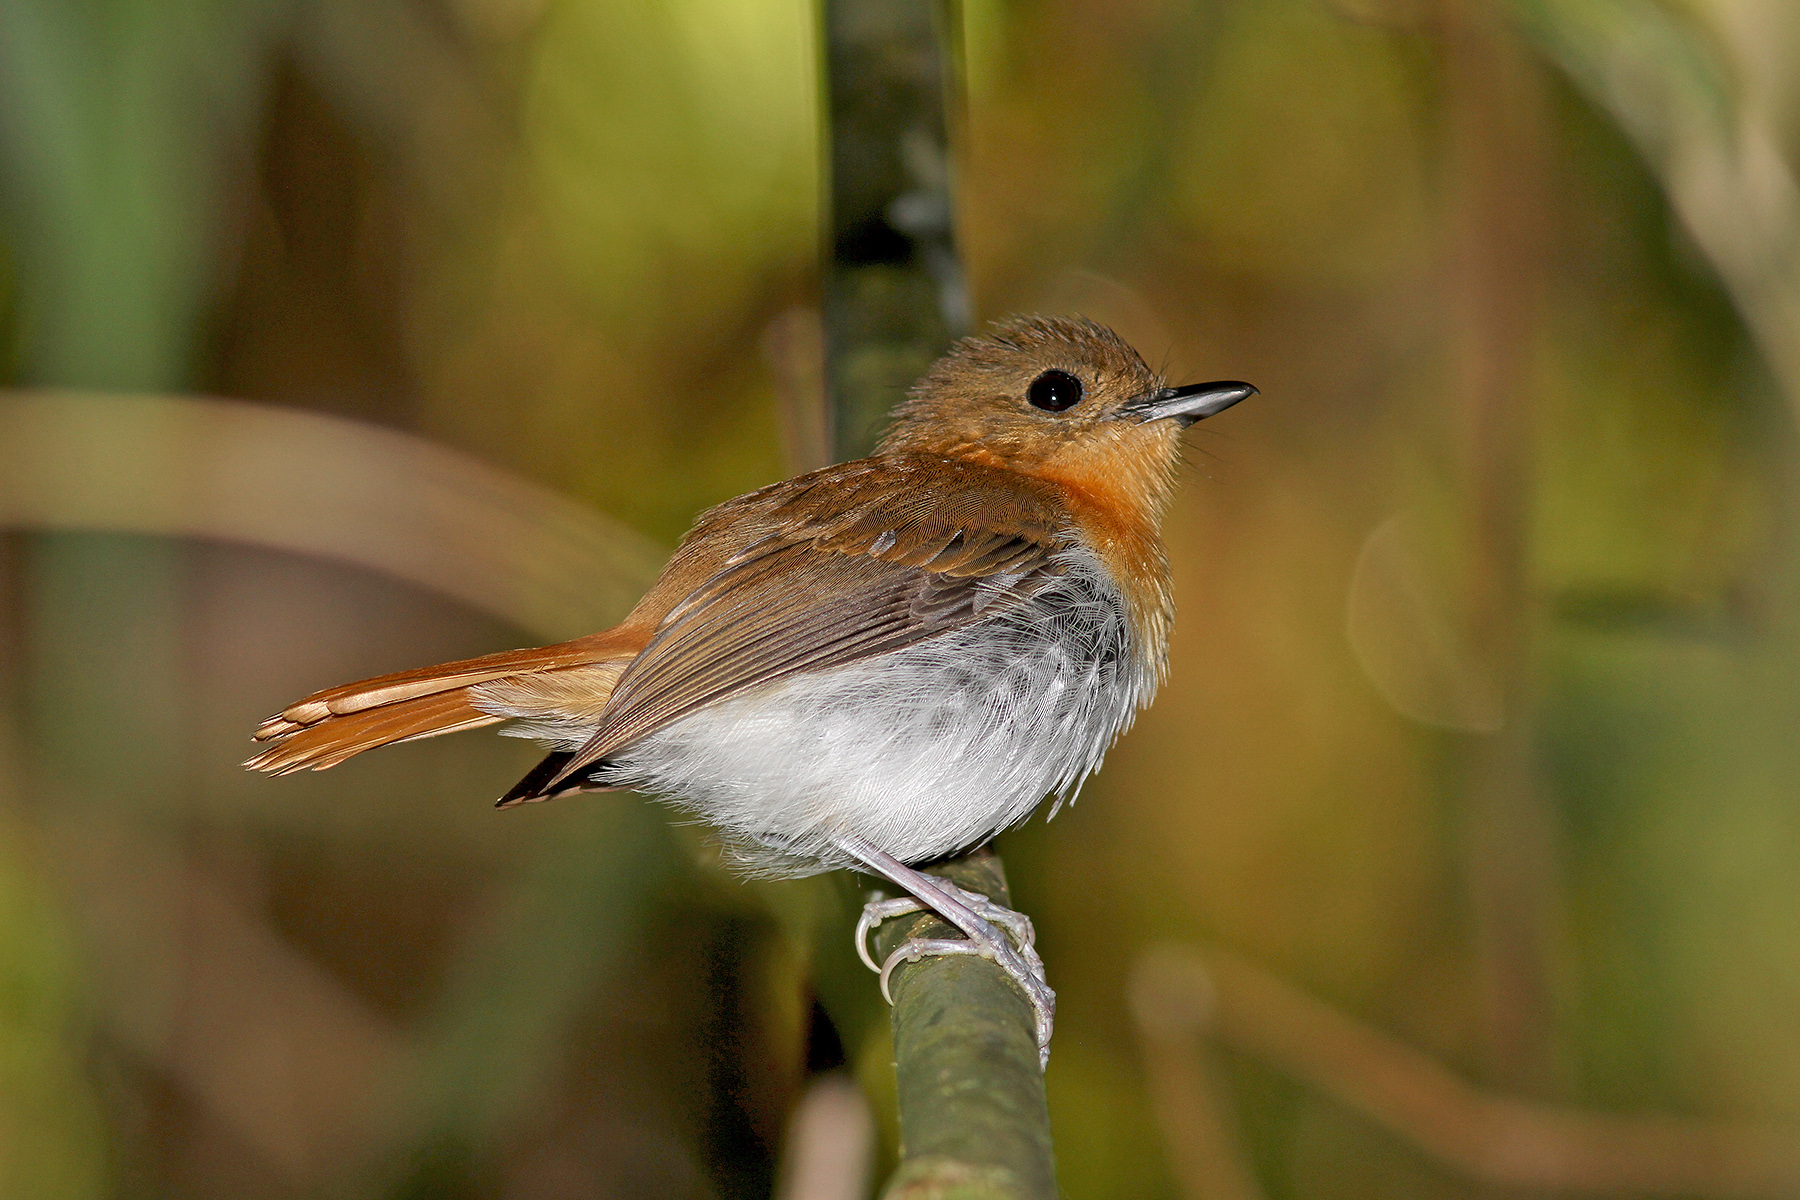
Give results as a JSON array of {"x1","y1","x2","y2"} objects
[{"x1": 836, "y1": 838, "x2": 1054, "y2": 1066}]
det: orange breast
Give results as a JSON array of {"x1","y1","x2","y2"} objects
[{"x1": 1032, "y1": 428, "x2": 1179, "y2": 650}]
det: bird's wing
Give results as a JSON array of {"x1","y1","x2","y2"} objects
[{"x1": 526, "y1": 457, "x2": 1073, "y2": 796}]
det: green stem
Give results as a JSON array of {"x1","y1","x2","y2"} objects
[
  {"x1": 818, "y1": 5, "x2": 1054, "y2": 1194},
  {"x1": 871, "y1": 848, "x2": 1057, "y2": 1200},
  {"x1": 821, "y1": 0, "x2": 970, "y2": 460}
]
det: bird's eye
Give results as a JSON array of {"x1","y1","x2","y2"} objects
[{"x1": 1026, "y1": 369, "x2": 1084, "y2": 413}]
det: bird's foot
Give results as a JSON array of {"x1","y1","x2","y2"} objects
[
  {"x1": 855, "y1": 886, "x2": 1039, "y2": 974},
  {"x1": 856, "y1": 884, "x2": 1055, "y2": 1067}
]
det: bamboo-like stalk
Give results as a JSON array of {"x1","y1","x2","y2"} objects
[
  {"x1": 819, "y1": 5, "x2": 1055, "y2": 1194},
  {"x1": 822, "y1": 0, "x2": 970, "y2": 462},
  {"x1": 869, "y1": 849, "x2": 1057, "y2": 1200}
]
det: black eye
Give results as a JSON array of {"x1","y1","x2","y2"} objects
[{"x1": 1027, "y1": 369, "x2": 1084, "y2": 412}]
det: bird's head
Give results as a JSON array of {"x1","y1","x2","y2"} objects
[{"x1": 878, "y1": 315, "x2": 1254, "y2": 520}]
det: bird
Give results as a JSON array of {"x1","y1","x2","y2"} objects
[{"x1": 247, "y1": 315, "x2": 1254, "y2": 1066}]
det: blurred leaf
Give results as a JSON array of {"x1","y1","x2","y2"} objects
[
  {"x1": 0, "y1": 0, "x2": 287, "y2": 390},
  {"x1": 1508, "y1": 0, "x2": 1800, "y2": 409}
]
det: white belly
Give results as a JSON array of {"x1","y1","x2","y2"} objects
[{"x1": 600, "y1": 550, "x2": 1161, "y2": 876}]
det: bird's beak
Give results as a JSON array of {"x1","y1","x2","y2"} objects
[{"x1": 1125, "y1": 380, "x2": 1257, "y2": 427}]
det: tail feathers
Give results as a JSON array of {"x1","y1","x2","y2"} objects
[
  {"x1": 255, "y1": 632, "x2": 636, "y2": 736},
  {"x1": 246, "y1": 690, "x2": 501, "y2": 774},
  {"x1": 248, "y1": 628, "x2": 646, "y2": 776}
]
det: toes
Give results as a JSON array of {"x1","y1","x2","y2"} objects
[
  {"x1": 940, "y1": 883, "x2": 1038, "y2": 951},
  {"x1": 852, "y1": 883, "x2": 1056, "y2": 1068},
  {"x1": 878, "y1": 937, "x2": 986, "y2": 1002},
  {"x1": 872, "y1": 931, "x2": 1056, "y2": 1065},
  {"x1": 856, "y1": 896, "x2": 929, "y2": 972}
]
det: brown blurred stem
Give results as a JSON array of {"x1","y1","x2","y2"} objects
[
  {"x1": 870, "y1": 849, "x2": 1057, "y2": 1200},
  {"x1": 1439, "y1": 1, "x2": 1560, "y2": 1091},
  {"x1": 1129, "y1": 952, "x2": 1267, "y2": 1200},
  {"x1": 1133, "y1": 946, "x2": 1800, "y2": 1198}
]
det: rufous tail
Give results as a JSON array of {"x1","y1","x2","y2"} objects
[{"x1": 245, "y1": 629, "x2": 643, "y2": 775}]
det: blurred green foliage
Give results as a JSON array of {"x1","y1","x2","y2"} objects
[
  {"x1": 1, "y1": 0, "x2": 1798, "y2": 1197},
  {"x1": 0, "y1": 808, "x2": 106, "y2": 1200}
]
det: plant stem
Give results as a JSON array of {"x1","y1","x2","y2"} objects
[
  {"x1": 821, "y1": 0, "x2": 970, "y2": 461},
  {"x1": 870, "y1": 848, "x2": 1057, "y2": 1200}
]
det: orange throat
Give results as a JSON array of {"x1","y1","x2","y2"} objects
[{"x1": 1033, "y1": 426, "x2": 1181, "y2": 648}]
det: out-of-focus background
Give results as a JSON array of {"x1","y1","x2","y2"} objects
[{"x1": 3, "y1": 0, "x2": 1799, "y2": 1197}]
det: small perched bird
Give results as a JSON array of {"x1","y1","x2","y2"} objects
[{"x1": 248, "y1": 316, "x2": 1252, "y2": 1065}]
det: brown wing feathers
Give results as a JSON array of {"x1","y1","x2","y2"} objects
[
  {"x1": 248, "y1": 452, "x2": 1076, "y2": 797},
  {"x1": 531, "y1": 457, "x2": 1075, "y2": 794}
]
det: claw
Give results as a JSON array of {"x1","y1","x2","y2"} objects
[
  {"x1": 856, "y1": 894, "x2": 928, "y2": 973},
  {"x1": 856, "y1": 884, "x2": 1056, "y2": 1068},
  {"x1": 878, "y1": 937, "x2": 985, "y2": 1003}
]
